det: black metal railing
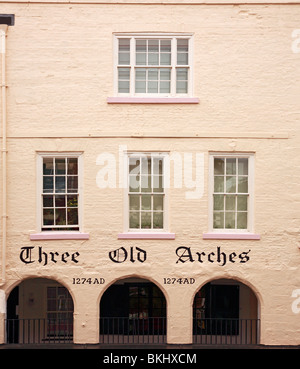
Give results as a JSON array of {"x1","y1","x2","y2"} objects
[
  {"x1": 5, "y1": 318, "x2": 73, "y2": 344},
  {"x1": 100, "y1": 317, "x2": 166, "y2": 344},
  {"x1": 193, "y1": 318, "x2": 260, "y2": 345}
]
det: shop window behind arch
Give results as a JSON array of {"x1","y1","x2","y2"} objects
[{"x1": 47, "y1": 286, "x2": 73, "y2": 337}]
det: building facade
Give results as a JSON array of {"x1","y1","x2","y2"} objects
[{"x1": 0, "y1": 0, "x2": 299, "y2": 346}]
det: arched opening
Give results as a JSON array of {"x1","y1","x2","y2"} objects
[
  {"x1": 99, "y1": 277, "x2": 166, "y2": 344},
  {"x1": 6, "y1": 278, "x2": 74, "y2": 344},
  {"x1": 193, "y1": 278, "x2": 260, "y2": 345}
]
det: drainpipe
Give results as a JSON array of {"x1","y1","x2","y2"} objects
[
  {"x1": 0, "y1": 25, "x2": 8, "y2": 287},
  {"x1": 0, "y1": 15, "x2": 14, "y2": 287}
]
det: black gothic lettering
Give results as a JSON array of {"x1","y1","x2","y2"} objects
[
  {"x1": 108, "y1": 247, "x2": 147, "y2": 263},
  {"x1": 20, "y1": 246, "x2": 80, "y2": 265},
  {"x1": 20, "y1": 247, "x2": 34, "y2": 264},
  {"x1": 175, "y1": 247, "x2": 194, "y2": 263},
  {"x1": 109, "y1": 247, "x2": 128, "y2": 263},
  {"x1": 136, "y1": 247, "x2": 147, "y2": 263}
]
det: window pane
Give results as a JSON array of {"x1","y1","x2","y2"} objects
[
  {"x1": 67, "y1": 208, "x2": 78, "y2": 225},
  {"x1": 238, "y1": 177, "x2": 248, "y2": 193},
  {"x1": 226, "y1": 176, "x2": 236, "y2": 193},
  {"x1": 119, "y1": 52, "x2": 130, "y2": 65},
  {"x1": 141, "y1": 212, "x2": 151, "y2": 228},
  {"x1": 67, "y1": 158, "x2": 78, "y2": 175},
  {"x1": 141, "y1": 175, "x2": 151, "y2": 192},
  {"x1": 214, "y1": 176, "x2": 224, "y2": 193},
  {"x1": 47, "y1": 299, "x2": 56, "y2": 312},
  {"x1": 148, "y1": 81, "x2": 158, "y2": 93},
  {"x1": 141, "y1": 157, "x2": 151, "y2": 174},
  {"x1": 225, "y1": 212, "x2": 235, "y2": 229},
  {"x1": 136, "y1": 39, "x2": 146, "y2": 52},
  {"x1": 161, "y1": 40, "x2": 171, "y2": 52},
  {"x1": 213, "y1": 212, "x2": 224, "y2": 229},
  {"x1": 160, "y1": 81, "x2": 170, "y2": 93},
  {"x1": 148, "y1": 39, "x2": 159, "y2": 52},
  {"x1": 55, "y1": 195, "x2": 65, "y2": 207},
  {"x1": 237, "y1": 212, "x2": 247, "y2": 229},
  {"x1": 136, "y1": 69, "x2": 146, "y2": 80},
  {"x1": 130, "y1": 212, "x2": 140, "y2": 228},
  {"x1": 160, "y1": 69, "x2": 171, "y2": 80},
  {"x1": 237, "y1": 195, "x2": 248, "y2": 211},
  {"x1": 129, "y1": 157, "x2": 140, "y2": 174},
  {"x1": 226, "y1": 158, "x2": 236, "y2": 175},
  {"x1": 67, "y1": 195, "x2": 78, "y2": 207},
  {"x1": 119, "y1": 38, "x2": 130, "y2": 52},
  {"x1": 148, "y1": 69, "x2": 158, "y2": 80},
  {"x1": 129, "y1": 174, "x2": 140, "y2": 192},
  {"x1": 43, "y1": 176, "x2": 53, "y2": 193},
  {"x1": 177, "y1": 39, "x2": 189, "y2": 52},
  {"x1": 176, "y1": 68, "x2": 188, "y2": 80},
  {"x1": 55, "y1": 158, "x2": 66, "y2": 175},
  {"x1": 118, "y1": 81, "x2": 130, "y2": 93},
  {"x1": 160, "y1": 53, "x2": 171, "y2": 65},
  {"x1": 177, "y1": 53, "x2": 188, "y2": 65},
  {"x1": 43, "y1": 158, "x2": 54, "y2": 175},
  {"x1": 67, "y1": 176, "x2": 78, "y2": 193},
  {"x1": 153, "y1": 175, "x2": 163, "y2": 192},
  {"x1": 136, "y1": 53, "x2": 146, "y2": 65},
  {"x1": 153, "y1": 157, "x2": 163, "y2": 175},
  {"x1": 213, "y1": 194, "x2": 224, "y2": 210},
  {"x1": 43, "y1": 195, "x2": 53, "y2": 207},
  {"x1": 153, "y1": 195, "x2": 163, "y2": 210},
  {"x1": 148, "y1": 53, "x2": 159, "y2": 65},
  {"x1": 47, "y1": 287, "x2": 56, "y2": 298},
  {"x1": 56, "y1": 208, "x2": 66, "y2": 225},
  {"x1": 214, "y1": 158, "x2": 225, "y2": 175},
  {"x1": 135, "y1": 80, "x2": 146, "y2": 93},
  {"x1": 153, "y1": 212, "x2": 163, "y2": 229},
  {"x1": 55, "y1": 176, "x2": 65, "y2": 193},
  {"x1": 141, "y1": 195, "x2": 151, "y2": 210},
  {"x1": 130, "y1": 195, "x2": 140, "y2": 210},
  {"x1": 43, "y1": 209, "x2": 54, "y2": 225},
  {"x1": 238, "y1": 158, "x2": 248, "y2": 175},
  {"x1": 225, "y1": 195, "x2": 236, "y2": 210},
  {"x1": 176, "y1": 81, "x2": 188, "y2": 93},
  {"x1": 118, "y1": 68, "x2": 130, "y2": 80}
]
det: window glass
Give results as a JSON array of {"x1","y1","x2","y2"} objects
[
  {"x1": 42, "y1": 156, "x2": 79, "y2": 231},
  {"x1": 128, "y1": 155, "x2": 165, "y2": 230},
  {"x1": 117, "y1": 35, "x2": 191, "y2": 95},
  {"x1": 213, "y1": 157, "x2": 250, "y2": 231}
]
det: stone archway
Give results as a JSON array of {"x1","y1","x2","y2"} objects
[
  {"x1": 99, "y1": 277, "x2": 167, "y2": 344},
  {"x1": 6, "y1": 278, "x2": 74, "y2": 344},
  {"x1": 192, "y1": 278, "x2": 260, "y2": 345}
]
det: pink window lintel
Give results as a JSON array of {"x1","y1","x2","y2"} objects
[
  {"x1": 203, "y1": 233, "x2": 260, "y2": 240},
  {"x1": 107, "y1": 97, "x2": 199, "y2": 104}
]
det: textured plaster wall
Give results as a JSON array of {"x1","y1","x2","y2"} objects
[{"x1": 0, "y1": 1, "x2": 299, "y2": 345}]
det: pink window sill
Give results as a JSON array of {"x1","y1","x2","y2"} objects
[
  {"x1": 118, "y1": 233, "x2": 175, "y2": 240},
  {"x1": 203, "y1": 233, "x2": 260, "y2": 240},
  {"x1": 107, "y1": 97, "x2": 199, "y2": 104},
  {"x1": 30, "y1": 232, "x2": 90, "y2": 240}
]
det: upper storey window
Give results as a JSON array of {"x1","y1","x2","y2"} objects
[{"x1": 114, "y1": 33, "x2": 193, "y2": 97}]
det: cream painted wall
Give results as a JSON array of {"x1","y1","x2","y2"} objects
[{"x1": 0, "y1": 1, "x2": 299, "y2": 345}]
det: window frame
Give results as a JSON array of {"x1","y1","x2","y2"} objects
[
  {"x1": 113, "y1": 33, "x2": 194, "y2": 98},
  {"x1": 36, "y1": 152, "x2": 83, "y2": 233},
  {"x1": 208, "y1": 152, "x2": 255, "y2": 234},
  {"x1": 124, "y1": 152, "x2": 169, "y2": 233}
]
